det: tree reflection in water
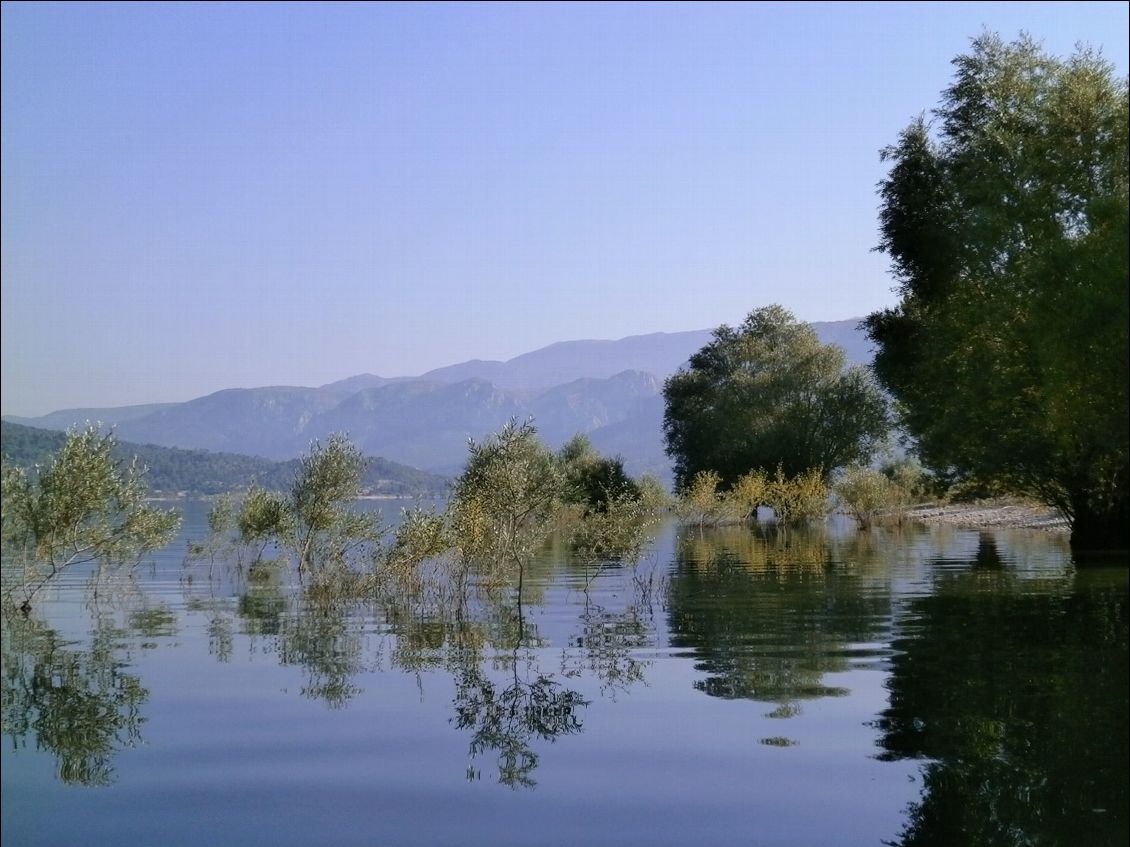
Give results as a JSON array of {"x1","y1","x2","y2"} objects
[
  {"x1": 877, "y1": 553, "x2": 1129, "y2": 847},
  {"x1": 184, "y1": 548, "x2": 654, "y2": 788},
  {"x1": 379, "y1": 582, "x2": 595, "y2": 789},
  {"x1": 1, "y1": 613, "x2": 147, "y2": 786},
  {"x1": 666, "y1": 525, "x2": 891, "y2": 716},
  {"x1": 563, "y1": 598, "x2": 651, "y2": 699},
  {"x1": 452, "y1": 656, "x2": 587, "y2": 789}
]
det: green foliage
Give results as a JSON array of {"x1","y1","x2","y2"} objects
[
  {"x1": 237, "y1": 486, "x2": 293, "y2": 554},
  {"x1": 566, "y1": 494, "x2": 655, "y2": 565},
  {"x1": 675, "y1": 470, "x2": 725, "y2": 527},
  {"x1": 766, "y1": 466, "x2": 829, "y2": 525},
  {"x1": 441, "y1": 421, "x2": 663, "y2": 583},
  {"x1": 207, "y1": 495, "x2": 236, "y2": 537},
  {"x1": 290, "y1": 434, "x2": 382, "y2": 569},
  {"x1": 557, "y1": 433, "x2": 598, "y2": 469},
  {"x1": 292, "y1": 435, "x2": 369, "y2": 531},
  {"x1": 449, "y1": 419, "x2": 562, "y2": 578},
  {"x1": 384, "y1": 504, "x2": 451, "y2": 580},
  {"x1": 0, "y1": 426, "x2": 180, "y2": 611},
  {"x1": 663, "y1": 305, "x2": 889, "y2": 491},
  {"x1": 728, "y1": 470, "x2": 769, "y2": 523},
  {"x1": 187, "y1": 435, "x2": 384, "y2": 572},
  {"x1": 187, "y1": 495, "x2": 237, "y2": 563},
  {"x1": 833, "y1": 465, "x2": 908, "y2": 529},
  {"x1": 184, "y1": 423, "x2": 657, "y2": 589},
  {"x1": 866, "y1": 33, "x2": 1129, "y2": 548},
  {"x1": 635, "y1": 473, "x2": 672, "y2": 513},
  {"x1": 558, "y1": 435, "x2": 641, "y2": 515},
  {"x1": 675, "y1": 465, "x2": 825, "y2": 527},
  {"x1": 881, "y1": 456, "x2": 937, "y2": 502}
]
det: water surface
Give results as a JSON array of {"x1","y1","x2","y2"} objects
[{"x1": 3, "y1": 503, "x2": 1126, "y2": 846}]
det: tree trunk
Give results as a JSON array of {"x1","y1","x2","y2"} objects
[{"x1": 1069, "y1": 492, "x2": 1129, "y2": 553}]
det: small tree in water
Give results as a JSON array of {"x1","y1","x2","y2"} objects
[
  {"x1": 238, "y1": 486, "x2": 293, "y2": 562},
  {"x1": 448, "y1": 419, "x2": 561, "y2": 589},
  {"x1": 1, "y1": 426, "x2": 180, "y2": 612},
  {"x1": 290, "y1": 434, "x2": 381, "y2": 571}
]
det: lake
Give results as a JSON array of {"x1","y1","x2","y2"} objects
[{"x1": 2, "y1": 502, "x2": 1127, "y2": 846}]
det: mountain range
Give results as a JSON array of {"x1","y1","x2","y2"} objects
[{"x1": 5, "y1": 319, "x2": 871, "y2": 480}]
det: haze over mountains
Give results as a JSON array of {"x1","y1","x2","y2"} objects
[{"x1": 5, "y1": 320, "x2": 871, "y2": 479}]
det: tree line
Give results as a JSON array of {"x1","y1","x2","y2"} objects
[{"x1": 661, "y1": 34, "x2": 1127, "y2": 552}]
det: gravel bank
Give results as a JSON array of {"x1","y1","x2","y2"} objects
[{"x1": 905, "y1": 501, "x2": 1069, "y2": 532}]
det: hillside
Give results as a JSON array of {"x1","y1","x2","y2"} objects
[
  {"x1": 3, "y1": 319, "x2": 871, "y2": 480},
  {"x1": 0, "y1": 421, "x2": 448, "y2": 497}
]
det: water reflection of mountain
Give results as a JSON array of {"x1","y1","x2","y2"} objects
[
  {"x1": 666, "y1": 526, "x2": 893, "y2": 710},
  {"x1": 877, "y1": 560, "x2": 1129, "y2": 847}
]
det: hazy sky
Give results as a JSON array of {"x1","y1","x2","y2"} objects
[{"x1": 3, "y1": 2, "x2": 1127, "y2": 416}]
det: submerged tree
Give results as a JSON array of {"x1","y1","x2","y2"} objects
[
  {"x1": 866, "y1": 33, "x2": 1129, "y2": 549},
  {"x1": 664, "y1": 305, "x2": 889, "y2": 492},
  {"x1": 1, "y1": 426, "x2": 180, "y2": 612},
  {"x1": 448, "y1": 419, "x2": 562, "y2": 583},
  {"x1": 290, "y1": 434, "x2": 381, "y2": 569},
  {"x1": 185, "y1": 434, "x2": 381, "y2": 575},
  {"x1": 237, "y1": 485, "x2": 292, "y2": 561}
]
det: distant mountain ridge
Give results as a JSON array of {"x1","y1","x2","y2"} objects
[
  {"x1": 417, "y1": 320, "x2": 872, "y2": 390},
  {"x1": 4, "y1": 402, "x2": 180, "y2": 433},
  {"x1": 4, "y1": 319, "x2": 870, "y2": 480}
]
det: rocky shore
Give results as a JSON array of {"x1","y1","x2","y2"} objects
[{"x1": 905, "y1": 500, "x2": 1069, "y2": 532}]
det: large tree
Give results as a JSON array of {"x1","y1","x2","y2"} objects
[
  {"x1": 866, "y1": 34, "x2": 1129, "y2": 550},
  {"x1": 663, "y1": 305, "x2": 889, "y2": 491}
]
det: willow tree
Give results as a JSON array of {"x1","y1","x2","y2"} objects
[
  {"x1": 448, "y1": 419, "x2": 561, "y2": 586},
  {"x1": 289, "y1": 434, "x2": 380, "y2": 569},
  {"x1": 663, "y1": 305, "x2": 889, "y2": 491},
  {"x1": 1, "y1": 426, "x2": 180, "y2": 612},
  {"x1": 866, "y1": 33, "x2": 1129, "y2": 549}
]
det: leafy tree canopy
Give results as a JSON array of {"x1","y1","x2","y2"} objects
[
  {"x1": 865, "y1": 33, "x2": 1129, "y2": 549},
  {"x1": 663, "y1": 305, "x2": 889, "y2": 491}
]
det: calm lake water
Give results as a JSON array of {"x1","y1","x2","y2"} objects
[{"x1": 2, "y1": 502, "x2": 1127, "y2": 847}]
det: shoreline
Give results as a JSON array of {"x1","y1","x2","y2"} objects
[{"x1": 904, "y1": 500, "x2": 1069, "y2": 532}]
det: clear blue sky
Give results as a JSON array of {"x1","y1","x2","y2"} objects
[{"x1": 3, "y1": 2, "x2": 1127, "y2": 416}]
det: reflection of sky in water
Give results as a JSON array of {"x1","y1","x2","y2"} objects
[{"x1": 2, "y1": 507, "x2": 1122, "y2": 847}]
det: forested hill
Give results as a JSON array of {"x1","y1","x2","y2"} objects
[{"x1": 0, "y1": 421, "x2": 448, "y2": 497}]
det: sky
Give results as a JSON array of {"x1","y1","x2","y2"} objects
[{"x1": 3, "y1": 2, "x2": 1127, "y2": 416}]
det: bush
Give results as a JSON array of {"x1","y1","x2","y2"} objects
[
  {"x1": 834, "y1": 466, "x2": 899, "y2": 529},
  {"x1": 766, "y1": 466, "x2": 828, "y2": 525}
]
